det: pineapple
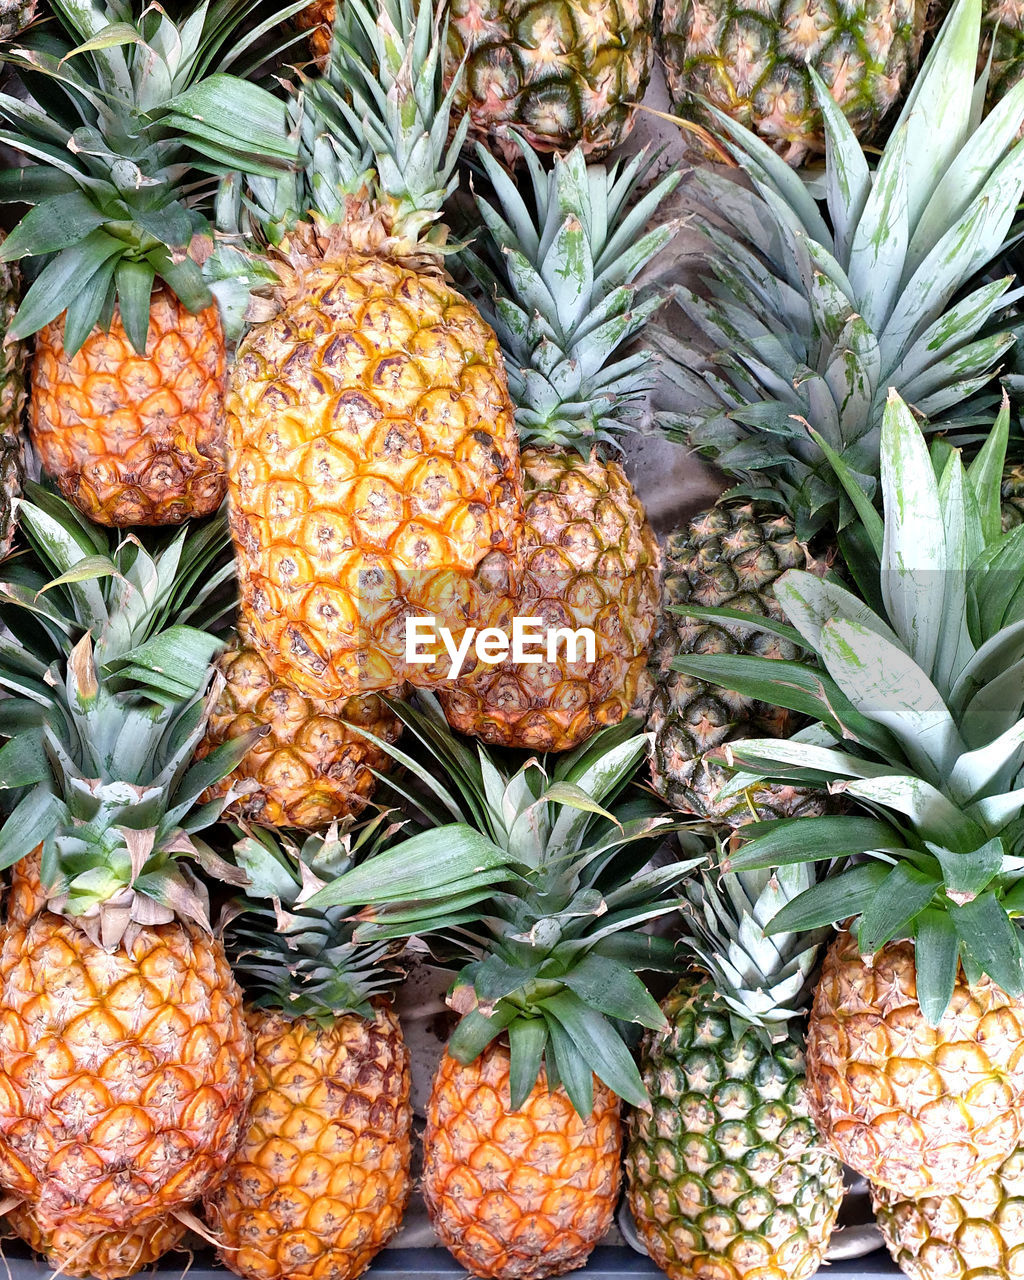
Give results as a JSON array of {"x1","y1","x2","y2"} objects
[
  {"x1": 659, "y1": 0, "x2": 924, "y2": 164},
  {"x1": 872, "y1": 1144, "x2": 1024, "y2": 1280},
  {"x1": 673, "y1": 391, "x2": 1024, "y2": 1197},
  {"x1": 1003, "y1": 463, "x2": 1024, "y2": 530},
  {"x1": 0, "y1": 234, "x2": 25, "y2": 560},
  {"x1": 295, "y1": 0, "x2": 652, "y2": 157},
  {"x1": 0, "y1": 0, "x2": 295, "y2": 526},
  {"x1": 195, "y1": 619, "x2": 403, "y2": 830},
  {"x1": 437, "y1": 145, "x2": 674, "y2": 752},
  {"x1": 204, "y1": 823, "x2": 413, "y2": 1280},
  {"x1": 0, "y1": 489, "x2": 256, "y2": 1274},
  {"x1": 308, "y1": 700, "x2": 705, "y2": 1280},
  {"x1": 647, "y1": 0, "x2": 1024, "y2": 821},
  {"x1": 627, "y1": 855, "x2": 844, "y2": 1280},
  {"x1": 226, "y1": 0, "x2": 522, "y2": 702}
]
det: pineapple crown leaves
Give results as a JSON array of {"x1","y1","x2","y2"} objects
[
  {"x1": 657, "y1": 0, "x2": 1024, "y2": 540},
  {"x1": 242, "y1": 0, "x2": 467, "y2": 258},
  {"x1": 464, "y1": 140, "x2": 682, "y2": 454},
  {"x1": 224, "y1": 815, "x2": 408, "y2": 1022},
  {"x1": 306, "y1": 695, "x2": 707, "y2": 1117},
  {"x1": 0, "y1": 0, "x2": 299, "y2": 355},
  {"x1": 674, "y1": 390, "x2": 1024, "y2": 1024},
  {"x1": 0, "y1": 488, "x2": 258, "y2": 944},
  {"x1": 678, "y1": 842, "x2": 831, "y2": 1043}
]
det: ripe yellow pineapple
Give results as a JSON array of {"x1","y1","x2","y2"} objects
[
  {"x1": 437, "y1": 146, "x2": 675, "y2": 751},
  {"x1": 0, "y1": 1, "x2": 294, "y2": 526},
  {"x1": 425, "y1": 1045, "x2": 622, "y2": 1280},
  {"x1": 204, "y1": 827, "x2": 413, "y2": 1280},
  {"x1": 31, "y1": 289, "x2": 225, "y2": 526},
  {"x1": 196, "y1": 621, "x2": 402, "y2": 829},
  {"x1": 228, "y1": 0, "x2": 522, "y2": 701},
  {"x1": 807, "y1": 931, "x2": 1024, "y2": 1197},
  {"x1": 311, "y1": 705, "x2": 704, "y2": 1280},
  {"x1": 0, "y1": 491, "x2": 258, "y2": 1274},
  {"x1": 7, "y1": 1208, "x2": 187, "y2": 1280}
]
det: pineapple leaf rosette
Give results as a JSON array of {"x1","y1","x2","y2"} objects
[
  {"x1": 658, "y1": 0, "x2": 1024, "y2": 547},
  {"x1": 305, "y1": 698, "x2": 705, "y2": 1279},
  {"x1": 673, "y1": 390, "x2": 1024, "y2": 1196}
]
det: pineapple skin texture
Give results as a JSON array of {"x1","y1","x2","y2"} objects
[
  {"x1": 448, "y1": 0, "x2": 654, "y2": 159},
  {"x1": 872, "y1": 1145, "x2": 1024, "y2": 1280},
  {"x1": 626, "y1": 980, "x2": 844, "y2": 1280},
  {"x1": 423, "y1": 1045, "x2": 622, "y2": 1280},
  {"x1": 646, "y1": 502, "x2": 825, "y2": 825},
  {"x1": 205, "y1": 1003, "x2": 412, "y2": 1280},
  {"x1": 439, "y1": 447, "x2": 660, "y2": 752},
  {"x1": 7, "y1": 1206, "x2": 187, "y2": 1280},
  {"x1": 1003, "y1": 463, "x2": 1024, "y2": 531},
  {"x1": 807, "y1": 931, "x2": 1024, "y2": 1197},
  {"x1": 0, "y1": 235, "x2": 25, "y2": 561},
  {"x1": 196, "y1": 630, "x2": 403, "y2": 830},
  {"x1": 0, "y1": 910, "x2": 254, "y2": 1235},
  {"x1": 227, "y1": 252, "x2": 523, "y2": 701},
  {"x1": 660, "y1": 0, "x2": 922, "y2": 163},
  {"x1": 295, "y1": 0, "x2": 653, "y2": 157},
  {"x1": 30, "y1": 287, "x2": 226, "y2": 527}
]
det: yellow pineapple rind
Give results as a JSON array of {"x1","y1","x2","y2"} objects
[
  {"x1": 205, "y1": 1002, "x2": 412, "y2": 1280},
  {"x1": 423, "y1": 1044, "x2": 622, "y2": 1280}
]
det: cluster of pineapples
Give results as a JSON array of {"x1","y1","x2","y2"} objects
[{"x1": 0, "y1": 2, "x2": 1023, "y2": 1280}]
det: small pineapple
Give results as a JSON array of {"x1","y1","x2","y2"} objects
[
  {"x1": 0, "y1": 232, "x2": 25, "y2": 559},
  {"x1": 627, "y1": 854, "x2": 844, "y2": 1280},
  {"x1": 227, "y1": 0, "x2": 522, "y2": 701},
  {"x1": 196, "y1": 619, "x2": 403, "y2": 829},
  {"x1": 0, "y1": 489, "x2": 254, "y2": 1275},
  {"x1": 204, "y1": 823, "x2": 413, "y2": 1280},
  {"x1": 310, "y1": 701, "x2": 704, "y2": 1280},
  {"x1": 0, "y1": 0, "x2": 294, "y2": 525},
  {"x1": 438, "y1": 144, "x2": 675, "y2": 752},
  {"x1": 674, "y1": 391, "x2": 1024, "y2": 1197}
]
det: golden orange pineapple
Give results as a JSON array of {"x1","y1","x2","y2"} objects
[
  {"x1": 227, "y1": 0, "x2": 522, "y2": 702},
  {"x1": 196, "y1": 621, "x2": 403, "y2": 829},
  {"x1": 311, "y1": 706, "x2": 704, "y2": 1280},
  {"x1": 807, "y1": 930, "x2": 1024, "y2": 1197},
  {"x1": 0, "y1": 490, "x2": 259, "y2": 1274},
  {"x1": 6, "y1": 1207, "x2": 187, "y2": 1280},
  {"x1": 0, "y1": 1, "x2": 294, "y2": 526},
  {"x1": 436, "y1": 145, "x2": 676, "y2": 751},
  {"x1": 425, "y1": 1045, "x2": 621, "y2": 1280},
  {"x1": 205, "y1": 826, "x2": 413, "y2": 1280},
  {"x1": 31, "y1": 288, "x2": 225, "y2": 526},
  {"x1": 294, "y1": 0, "x2": 332, "y2": 62}
]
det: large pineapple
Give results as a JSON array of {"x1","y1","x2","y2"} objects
[
  {"x1": 437, "y1": 146, "x2": 674, "y2": 752},
  {"x1": 676, "y1": 392, "x2": 1024, "y2": 1197},
  {"x1": 310, "y1": 701, "x2": 704, "y2": 1280},
  {"x1": 660, "y1": 0, "x2": 924, "y2": 164},
  {"x1": 0, "y1": 234, "x2": 25, "y2": 560},
  {"x1": 227, "y1": 0, "x2": 522, "y2": 702},
  {"x1": 295, "y1": 0, "x2": 651, "y2": 157},
  {"x1": 204, "y1": 824, "x2": 413, "y2": 1280},
  {"x1": 627, "y1": 855, "x2": 844, "y2": 1280},
  {"x1": 647, "y1": 0, "x2": 1024, "y2": 822},
  {"x1": 196, "y1": 619, "x2": 403, "y2": 829},
  {"x1": 0, "y1": 490, "x2": 256, "y2": 1274},
  {"x1": 0, "y1": 0, "x2": 294, "y2": 525}
]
